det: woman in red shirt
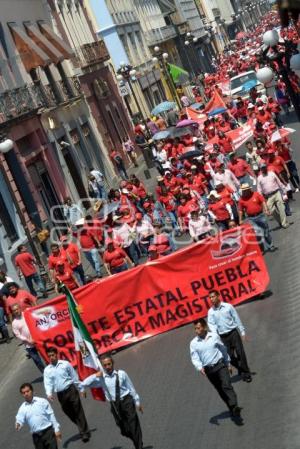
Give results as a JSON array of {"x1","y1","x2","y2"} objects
[
  {"x1": 152, "y1": 224, "x2": 173, "y2": 256},
  {"x1": 55, "y1": 261, "x2": 79, "y2": 292},
  {"x1": 103, "y1": 240, "x2": 133, "y2": 275}
]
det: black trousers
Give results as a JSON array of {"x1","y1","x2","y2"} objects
[
  {"x1": 57, "y1": 384, "x2": 89, "y2": 436},
  {"x1": 32, "y1": 426, "x2": 57, "y2": 449},
  {"x1": 205, "y1": 360, "x2": 237, "y2": 410},
  {"x1": 111, "y1": 394, "x2": 143, "y2": 449},
  {"x1": 221, "y1": 328, "x2": 250, "y2": 375}
]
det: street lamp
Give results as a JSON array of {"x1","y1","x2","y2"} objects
[
  {"x1": 0, "y1": 137, "x2": 43, "y2": 264},
  {"x1": 151, "y1": 46, "x2": 181, "y2": 108},
  {"x1": 256, "y1": 30, "x2": 300, "y2": 120},
  {"x1": 184, "y1": 32, "x2": 200, "y2": 75},
  {"x1": 117, "y1": 63, "x2": 150, "y2": 134}
]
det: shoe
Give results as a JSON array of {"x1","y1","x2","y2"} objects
[
  {"x1": 81, "y1": 433, "x2": 91, "y2": 442},
  {"x1": 269, "y1": 246, "x2": 278, "y2": 252},
  {"x1": 295, "y1": 188, "x2": 299, "y2": 193},
  {"x1": 242, "y1": 374, "x2": 252, "y2": 383},
  {"x1": 5, "y1": 337, "x2": 11, "y2": 344},
  {"x1": 42, "y1": 292, "x2": 49, "y2": 298},
  {"x1": 231, "y1": 406, "x2": 242, "y2": 418}
]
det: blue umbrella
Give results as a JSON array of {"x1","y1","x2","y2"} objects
[
  {"x1": 207, "y1": 107, "x2": 227, "y2": 117},
  {"x1": 190, "y1": 102, "x2": 204, "y2": 110},
  {"x1": 151, "y1": 101, "x2": 176, "y2": 115},
  {"x1": 152, "y1": 129, "x2": 172, "y2": 141}
]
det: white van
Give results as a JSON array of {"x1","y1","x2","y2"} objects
[{"x1": 230, "y1": 70, "x2": 266, "y2": 99}]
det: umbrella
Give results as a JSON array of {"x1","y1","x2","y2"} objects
[
  {"x1": 151, "y1": 101, "x2": 176, "y2": 115},
  {"x1": 169, "y1": 126, "x2": 192, "y2": 138},
  {"x1": 236, "y1": 31, "x2": 247, "y2": 40},
  {"x1": 179, "y1": 149, "x2": 202, "y2": 160},
  {"x1": 190, "y1": 102, "x2": 204, "y2": 110},
  {"x1": 152, "y1": 129, "x2": 172, "y2": 141},
  {"x1": 176, "y1": 119, "x2": 199, "y2": 128},
  {"x1": 207, "y1": 107, "x2": 227, "y2": 117},
  {"x1": 270, "y1": 127, "x2": 296, "y2": 143}
]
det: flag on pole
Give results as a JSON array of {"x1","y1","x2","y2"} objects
[
  {"x1": 167, "y1": 63, "x2": 189, "y2": 84},
  {"x1": 64, "y1": 285, "x2": 105, "y2": 401}
]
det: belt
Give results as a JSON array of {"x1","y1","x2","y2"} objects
[
  {"x1": 264, "y1": 189, "x2": 279, "y2": 199},
  {"x1": 204, "y1": 358, "x2": 224, "y2": 372},
  {"x1": 220, "y1": 328, "x2": 237, "y2": 337},
  {"x1": 112, "y1": 393, "x2": 131, "y2": 404},
  {"x1": 247, "y1": 212, "x2": 263, "y2": 218},
  {"x1": 32, "y1": 426, "x2": 53, "y2": 437}
]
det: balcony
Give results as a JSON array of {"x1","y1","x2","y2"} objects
[
  {"x1": 71, "y1": 40, "x2": 110, "y2": 69},
  {"x1": 0, "y1": 85, "x2": 44, "y2": 125},
  {"x1": 145, "y1": 25, "x2": 177, "y2": 46},
  {"x1": 0, "y1": 77, "x2": 82, "y2": 126}
]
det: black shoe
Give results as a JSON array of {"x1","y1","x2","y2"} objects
[
  {"x1": 269, "y1": 246, "x2": 278, "y2": 252},
  {"x1": 81, "y1": 434, "x2": 90, "y2": 443},
  {"x1": 231, "y1": 406, "x2": 242, "y2": 418},
  {"x1": 242, "y1": 374, "x2": 252, "y2": 383}
]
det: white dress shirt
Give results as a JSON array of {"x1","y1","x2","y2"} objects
[
  {"x1": 16, "y1": 396, "x2": 60, "y2": 433},
  {"x1": 12, "y1": 314, "x2": 34, "y2": 348},
  {"x1": 43, "y1": 360, "x2": 83, "y2": 396},
  {"x1": 190, "y1": 331, "x2": 230, "y2": 371},
  {"x1": 81, "y1": 369, "x2": 140, "y2": 406}
]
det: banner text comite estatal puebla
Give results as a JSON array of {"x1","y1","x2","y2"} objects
[{"x1": 24, "y1": 224, "x2": 270, "y2": 364}]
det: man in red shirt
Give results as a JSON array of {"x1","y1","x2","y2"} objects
[
  {"x1": 238, "y1": 183, "x2": 276, "y2": 252},
  {"x1": 48, "y1": 243, "x2": 68, "y2": 283},
  {"x1": 60, "y1": 236, "x2": 86, "y2": 285},
  {"x1": 208, "y1": 190, "x2": 233, "y2": 231},
  {"x1": 256, "y1": 107, "x2": 272, "y2": 125},
  {"x1": 228, "y1": 153, "x2": 253, "y2": 185},
  {"x1": 78, "y1": 224, "x2": 102, "y2": 278},
  {"x1": 15, "y1": 245, "x2": 47, "y2": 298},
  {"x1": 4, "y1": 282, "x2": 37, "y2": 321},
  {"x1": 55, "y1": 261, "x2": 79, "y2": 292}
]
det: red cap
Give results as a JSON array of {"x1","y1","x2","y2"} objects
[
  {"x1": 135, "y1": 212, "x2": 143, "y2": 220},
  {"x1": 148, "y1": 245, "x2": 158, "y2": 252},
  {"x1": 267, "y1": 149, "x2": 275, "y2": 154},
  {"x1": 143, "y1": 202, "x2": 151, "y2": 208}
]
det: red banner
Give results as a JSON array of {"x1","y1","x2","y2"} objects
[
  {"x1": 24, "y1": 225, "x2": 269, "y2": 364},
  {"x1": 204, "y1": 90, "x2": 226, "y2": 114}
]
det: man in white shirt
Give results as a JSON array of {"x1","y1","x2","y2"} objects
[
  {"x1": 188, "y1": 209, "x2": 212, "y2": 241},
  {"x1": 43, "y1": 347, "x2": 90, "y2": 442},
  {"x1": 113, "y1": 219, "x2": 140, "y2": 265},
  {"x1": 257, "y1": 163, "x2": 289, "y2": 228},
  {"x1": 12, "y1": 303, "x2": 44, "y2": 372},
  {"x1": 16, "y1": 382, "x2": 61, "y2": 449},
  {"x1": 213, "y1": 163, "x2": 240, "y2": 192}
]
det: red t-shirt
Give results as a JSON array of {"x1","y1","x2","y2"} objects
[
  {"x1": 228, "y1": 159, "x2": 250, "y2": 178},
  {"x1": 152, "y1": 234, "x2": 170, "y2": 254},
  {"x1": 218, "y1": 186, "x2": 234, "y2": 205},
  {"x1": 15, "y1": 252, "x2": 36, "y2": 276},
  {"x1": 61, "y1": 243, "x2": 80, "y2": 269},
  {"x1": 103, "y1": 247, "x2": 127, "y2": 268},
  {"x1": 5, "y1": 289, "x2": 37, "y2": 315},
  {"x1": 209, "y1": 200, "x2": 230, "y2": 221},
  {"x1": 238, "y1": 191, "x2": 265, "y2": 216},
  {"x1": 55, "y1": 270, "x2": 78, "y2": 290},
  {"x1": 268, "y1": 156, "x2": 286, "y2": 175},
  {"x1": 79, "y1": 231, "x2": 97, "y2": 250},
  {"x1": 48, "y1": 251, "x2": 67, "y2": 270}
]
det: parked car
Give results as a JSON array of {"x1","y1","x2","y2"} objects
[{"x1": 230, "y1": 70, "x2": 266, "y2": 99}]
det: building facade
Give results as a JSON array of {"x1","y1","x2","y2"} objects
[{"x1": 0, "y1": 0, "x2": 131, "y2": 277}]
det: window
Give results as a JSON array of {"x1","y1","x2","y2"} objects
[
  {"x1": 105, "y1": 105, "x2": 122, "y2": 144},
  {"x1": 0, "y1": 195, "x2": 18, "y2": 243}
]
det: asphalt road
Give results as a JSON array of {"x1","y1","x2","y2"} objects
[{"x1": 1, "y1": 113, "x2": 300, "y2": 449}]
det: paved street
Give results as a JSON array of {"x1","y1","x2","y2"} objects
[{"x1": 1, "y1": 113, "x2": 300, "y2": 449}]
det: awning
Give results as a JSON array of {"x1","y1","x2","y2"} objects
[
  {"x1": 38, "y1": 22, "x2": 74, "y2": 59},
  {"x1": 25, "y1": 23, "x2": 64, "y2": 63},
  {"x1": 9, "y1": 23, "x2": 51, "y2": 71}
]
